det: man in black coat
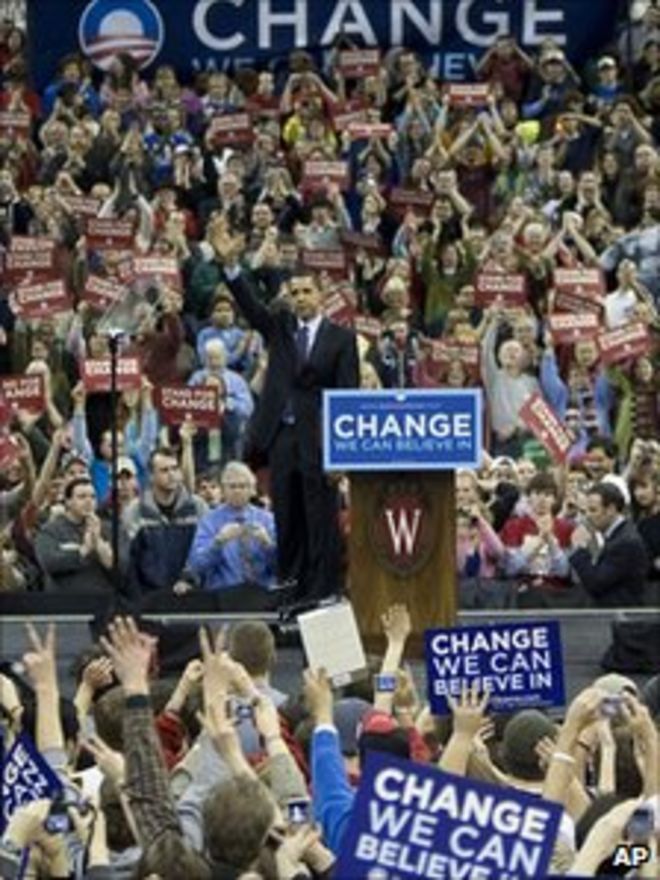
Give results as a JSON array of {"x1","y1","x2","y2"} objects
[
  {"x1": 570, "y1": 482, "x2": 649, "y2": 607},
  {"x1": 211, "y1": 226, "x2": 359, "y2": 602}
]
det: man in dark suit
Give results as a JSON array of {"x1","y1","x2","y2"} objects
[
  {"x1": 211, "y1": 225, "x2": 359, "y2": 602},
  {"x1": 570, "y1": 482, "x2": 648, "y2": 606}
]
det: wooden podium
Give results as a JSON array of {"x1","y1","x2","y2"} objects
[{"x1": 347, "y1": 470, "x2": 457, "y2": 656}]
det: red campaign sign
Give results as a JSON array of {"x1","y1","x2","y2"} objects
[
  {"x1": 553, "y1": 268, "x2": 604, "y2": 314},
  {"x1": 338, "y1": 49, "x2": 381, "y2": 78},
  {"x1": 62, "y1": 195, "x2": 102, "y2": 218},
  {"x1": 81, "y1": 357, "x2": 142, "y2": 393},
  {"x1": 4, "y1": 238, "x2": 56, "y2": 281},
  {"x1": 302, "y1": 249, "x2": 348, "y2": 278},
  {"x1": 597, "y1": 323, "x2": 651, "y2": 366},
  {"x1": 474, "y1": 273, "x2": 527, "y2": 307},
  {"x1": 133, "y1": 256, "x2": 182, "y2": 290},
  {"x1": 301, "y1": 160, "x2": 350, "y2": 192},
  {"x1": 388, "y1": 188, "x2": 434, "y2": 217},
  {"x1": 549, "y1": 313, "x2": 600, "y2": 345},
  {"x1": 83, "y1": 275, "x2": 127, "y2": 311},
  {"x1": 446, "y1": 83, "x2": 491, "y2": 107},
  {"x1": 331, "y1": 108, "x2": 368, "y2": 132},
  {"x1": 85, "y1": 218, "x2": 135, "y2": 249},
  {"x1": 353, "y1": 316, "x2": 382, "y2": 340},
  {"x1": 209, "y1": 113, "x2": 255, "y2": 145},
  {"x1": 520, "y1": 392, "x2": 573, "y2": 464},
  {"x1": 0, "y1": 375, "x2": 46, "y2": 414},
  {"x1": 157, "y1": 385, "x2": 220, "y2": 429},
  {"x1": 429, "y1": 341, "x2": 481, "y2": 377},
  {"x1": 340, "y1": 230, "x2": 384, "y2": 255},
  {"x1": 9, "y1": 280, "x2": 71, "y2": 319},
  {"x1": 0, "y1": 110, "x2": 31, "y2": 136},
  {"x1": 324, "y1": 290, "x2": 356, "y2": 327},
  {"x1": 347, "y1": 122, "x2": 393, "y2": 140},
  {"x1": 245, "y1": 97, "x2": 281, "y2": 120},
  {"x1": 0, "y1": 434, "x2": 20, "y2": 470},
  {"x1": 10, "y1": 236, "x2": 56, "y2": 252}
]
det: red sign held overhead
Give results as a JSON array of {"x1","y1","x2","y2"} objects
[
  {"x1": 81, "y1": 357, "x2": 142, "y2": 393},
  {"x1": 548, "y1": 313, "x2": 600, "y2": 345},
  {"x1": 0, "y1": 375, "x2": 46, "y2": 414},
  {"x1": 474, "y1": 273, "x2": 527, "y2": 307},
  {"x1": 302, "y1": 249, "x2": 348, "y2": 279},
  {"x1": 9, "y1": 281, "x2": 71, "y2": 319},
  {"x1": 519, "y1": 392, "x2": 573, "y2": 463},
  {"x1": 83, "y1": 275, "x2": 128, "y2": 311},
  {"x1": 157, "y1": 385, "x2": 220, "y2": 429},
  {"x1": 553, "y1": 268, "x2": 604, "y2": 314},
  {"x1": 301, "y1": 160, "x2": 350, "y2": 192},
  {"x1": 388, "y1": 188, "x2": 434, "y2": 218},
  {"x1": 338, "y1": 49, "x2": 381, "y2": 78},
  {"x1": 85, "y1": 218, "x2": 135, "y2": 250},
  {"x1": 208, "y1": 113, "x2": 255, "y2": 146},
  {"x1": 597, "y1": 322, "x2": 651, "y2": 366},
  {"x1": 445, "y1": 83, "x2": 491, "y2": 107},
  {"x1": 133, "y1": 256, "x2": 182, "y2": 290}
]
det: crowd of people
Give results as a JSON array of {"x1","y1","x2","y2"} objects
[
  {"x1": 1, "y1": 10, "x2": 660, "y2": 608},
  {"x1": 0, "y1": 611, "x2": 658, "y2": 878}
]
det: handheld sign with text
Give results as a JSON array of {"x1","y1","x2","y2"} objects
[
  {"x1": 0, "y1": 375, "x2": 46, "y2": 415},
  {"x1": 209, "y1": 112, "x2": 255, "y2": 146},
  {"x1": 301, "y1": 160, "x2": 350, "y2": 192},
  {"x1": 446, "y1": 83, "x2": 491, "y2": 106},
  {"x1": 133, "y1": 256, "x2": 182, "y2": 290},
  {"x1": 9, "y1": 281, "x2": 71, "y2": 319},
  {"x1": 389, "y1": 187, "x2": 434, "y2": 218},
  {"x1": 474, "y1": 273, "x2": 527, "y2": 307},
  {"x1": 157, "y1": 385, "x2": 220, "y2": 429},
  {"x1": 338, "y1": 48, "x2": 381, "y2": 77},
  {"x1": 83, "y1": 275, "x2": 127, "y2": 311},
  {"x1": 302, "y1": 249, "x2": 348, "y2": 279},
  {"x1": 548, "y1": 313, "x2": 600, "y2": 345},
  {"x1": 323, "y1": 389, "x2": 481, "y2": 472},
  {"x1": 597, "y1": 323, "x2": 651, "y2": 366},
  {"x1": 1, "y1": 732, "x2": 63, "y2": 831},
  {"x1": 553, "y1": 268, "x2": 604, "y2": 314},
  {"x1": 425, "y1": 621, "x2": 565, "y2": 716},
  {"x1": 81, "y1": 357, "x2": 141, "y2": 393},
  {"x1": 519, "y1": 392, "x2": 573, "y2": 463},
  {"x1": 335, "y1": 753, "x2": 563, "y2": 880}
]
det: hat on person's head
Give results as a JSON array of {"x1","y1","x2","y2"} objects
[
  {"x1": 598, "y1": 55, "x2": 617, "y2": 69},
  {"x1": 357, "y1": 710, "x2": 411, "y2": 763},
  {"x1": 116, "y1": 456, "x2": 137, "y2": 477},
  {"x1": 502, "y1": 710, "x2": 557, "y2": 781},
  {"x1": 333, "y1": 698, "x2": 371, "y2": 756},
  {"x1": 594, "y1": 673, "x2": 639, "y2": 697}
]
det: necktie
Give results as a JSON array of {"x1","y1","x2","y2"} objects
[{"x1": 296, "y1": 323, "x2": 309, "y2": 362}]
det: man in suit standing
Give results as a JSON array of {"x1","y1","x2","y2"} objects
[
  {"x1": 570, "y1": 482, "x2": 648, "y2": 606},
  {"x1": 211, "y1": 225, "x2": 359, "y2": 602}
]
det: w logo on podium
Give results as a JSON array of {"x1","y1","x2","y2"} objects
[{"x1": 370, "y1": 482, "x2": 434, "y2": 576}]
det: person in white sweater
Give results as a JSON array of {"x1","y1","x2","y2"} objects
[{"x1": 481, "y1": 306, "x2": 540, "y2": 456}]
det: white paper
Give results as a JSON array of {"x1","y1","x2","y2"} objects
[{"x1": 297, "y1": 601, "x2": 367, "y2": 684}]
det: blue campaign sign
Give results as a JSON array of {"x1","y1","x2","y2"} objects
[
  {"x1": 323, "y1": 388, "x2": 482, "y2": 472},
  {"x1": 28, "y1": 0, "x2": 621, "y2": 92},
  {"x1": 335, "y1": 752, "x2": 563, "y2": 880},
  {"x1": 425, "y1": 620, "x2": 565, "y2": 716},
  {"x1": 1, "y1": 733, "x2": 63, "y2": 831}
]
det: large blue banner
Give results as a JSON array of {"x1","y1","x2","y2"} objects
[
  {"x1": 425, "y1": 620, "x2": 566, "y2": 716},
  {"x1": 28, "y1": 0, "x2": 622, "y2": 92},
  {"x1": 323, "y1": 388, "x2": 482, "y2": 471},
  {"x1": 335, "y1": 752, "x2": 563, "y2": 880}
]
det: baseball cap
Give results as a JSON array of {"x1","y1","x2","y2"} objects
[
  {"x1": 116, "y1": 456, "x2": 137, "y2": 476},
  {"x1": 598, "y1": 55, "x2": 617, "y2": 69}
]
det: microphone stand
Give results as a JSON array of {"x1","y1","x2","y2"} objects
[{"x1": 106, "y1": 329, "x2": 123, "y2": 594}]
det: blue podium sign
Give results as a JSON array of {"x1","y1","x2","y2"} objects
[{"x1": 323, "y1": 389, "x2": 482, "y2": 472}]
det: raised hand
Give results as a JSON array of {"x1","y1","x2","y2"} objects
[
  {"x1": 23, "y1": 623, "x2": 57, "y2": 692},
  {"x1": 99, "y1": 617, "x2": 155, "y2": 696}
]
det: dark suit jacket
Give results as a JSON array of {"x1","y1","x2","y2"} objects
[
  {"x1": 226, "y1": 271, "x2": 359, "y2": 454},
  {"x1": 570, "y1": 519, "x2": 649, "y2": 607}
]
